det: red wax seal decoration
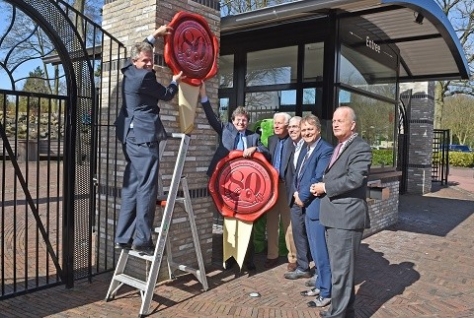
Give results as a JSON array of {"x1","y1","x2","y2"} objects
[
  {"x1": 208, "y1": 151, "x2": 279, "y2": 222},
  {"x1": 164, "y1": 11, "x2": 219, "y2": 86}
]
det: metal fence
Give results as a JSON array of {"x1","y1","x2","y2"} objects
[
  {"x1": 1, "y1": 0, "x2": 125, "y2": 299},
  {"x1": 432, "y1": 129, "x2": 450, "y2": 185}
]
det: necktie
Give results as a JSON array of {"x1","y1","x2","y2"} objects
[
  {"x1": 235, "y1": 133, "x2": 244, "y2": 150},
  {"x1": 273, "y1": 139, "x2": 284, "y2": 174},
  {"x1": 328, "y1": 143, "x2": 343, "y2": 168},
  {"x1": 297, "y1": 147, "x2": 310, "y2": 180}
]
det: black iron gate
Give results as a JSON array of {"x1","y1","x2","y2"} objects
[
  {"x1": 0, "y1": 0, "x2": 125, "y2": 299},
  {"x1": 432, "y1": 129, "x2": 450, "y2": 185}
]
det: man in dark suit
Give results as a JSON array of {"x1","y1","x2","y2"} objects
[
  {"x1": 311, "y1": 106, "x2": 372, "y2": 318},
  {"x1": 293, "y1": 115, "x2": 333, "y2": 308},
  {"x1": 199, "y1": 81, "x2": 270, "y2": 270},
  {"x1": 114, "y1": 25, "x2": 184, "y2": 255},
  {"x1": 265, "y1": 113, "x2": 297, "y2": 270}
]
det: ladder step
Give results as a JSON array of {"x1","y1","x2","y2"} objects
[
  {"x1": 127, "y1": 250, "x2": 155, "y2": 262},
  {"x1": 156, "y1": 196, "x2": 186, "y2": 207},
  {"x1": 113, "y1": 274, "x2": 147, "y2": 291}
]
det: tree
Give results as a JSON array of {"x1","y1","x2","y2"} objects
[
  {"x1": 443, "y1": 94, "x2": 474, "y2": 145},
  {"x1": 434, "y1": 0, "x2": 474, "y2": 129},
  {"x1": 19, "y1": 67, "x2": 50, "y2": 113},
  {"x1": 220, "y1": 0, "x2": 290, "y2": 16}
]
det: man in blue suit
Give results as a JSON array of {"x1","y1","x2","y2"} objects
[
  {"x1": 293, "y1": 115, "x2": 333, "y2": 308},
  {"x1": 114, "y1": 25, "x2": 184, "y2": 255},
  {"x1": 199, "y1": 81, "x2": 270, "y2": 270}
]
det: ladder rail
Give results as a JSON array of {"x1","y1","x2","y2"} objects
[
  {"x1": 105, "y1": 133, "x2": 208, "y2": 317},
  {"x1": 140, "y1": 133, "x2": 189, "y2": 316}
]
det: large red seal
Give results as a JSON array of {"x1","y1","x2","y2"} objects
[
  {"x1": 208, "y1": 151, "x2": 279, "y2": 222},
  {"x1": 164, "y1": 12, "x2": 219, "y2": 86}
]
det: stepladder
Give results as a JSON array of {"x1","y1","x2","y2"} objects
[{"x1": 105, "y1": 133, "x2": 208, "y2": 317}]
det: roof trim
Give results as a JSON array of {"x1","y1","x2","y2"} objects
[{"x1": 381, "y1": 0, "x2": 470, "y2": 80}]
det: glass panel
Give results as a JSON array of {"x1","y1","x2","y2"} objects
[
  {"x1": 246, "y1": 46, "x2": 297, "y2": 86},
  {"x1": 303, "y1": 42, "x2": 324, "y2": 82},
  {"x1": 340, "y1": 44, "x2": 397, "y2": 99},
  {"x1": 339, "y1": 89, "x2": 396, "y2": 168},
  {"x1": 303, "y1": 88, "x2": 316, "y2": 105},
  {"x1": 244, "y1": 90, "x2": 296, "y2": 123},
  {"x1": 218, "y1": 98, "x2": 229, "y2": 122},
  {"x1": 219, "y1": 55, "x2": 234, "y2": 88}
]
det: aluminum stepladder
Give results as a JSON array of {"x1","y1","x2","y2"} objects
[{"x1": 105, "y1": 133, "x2": 208, "y2": 317}]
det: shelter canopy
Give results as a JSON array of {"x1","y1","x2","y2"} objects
[{"x1": 221, "y1": 0, "x2": 470, "y2": 82}]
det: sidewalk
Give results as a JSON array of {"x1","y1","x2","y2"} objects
[{"x1": 1, "y1": 168, "x2": 474, "y2": 317}]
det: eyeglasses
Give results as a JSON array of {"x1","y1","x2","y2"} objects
[{"x1": 288, "y1": 125, "x2": 300, "y2": 129}]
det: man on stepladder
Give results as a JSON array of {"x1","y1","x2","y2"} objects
[{"x1": 114, "y1": 25, "x2": 184, "y2": 256}]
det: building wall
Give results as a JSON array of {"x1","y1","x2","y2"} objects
[
  {"x1": 401, "y1": 82, "x2": 434, "y2": 195},
  {"x1": 100, "y1": 0, "x2": 220, "y2": 280},
  {"x1": 364, "y1": 179, "x2": 400, "y2": 238}
]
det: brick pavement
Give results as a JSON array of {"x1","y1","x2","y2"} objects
[{"x1": 1, "y1": 167, "x2": 474, "y2": 317}]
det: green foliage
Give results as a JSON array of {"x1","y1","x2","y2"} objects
[
  {"x1": 372, "y1": 149, "x2": 393, "y2": 167},
  {"x1": 252, "y1": 118, "x2": 273, "y2": 147},
  {"x1": 449, "y1": 152, "x2": 474, "y2": 168}
]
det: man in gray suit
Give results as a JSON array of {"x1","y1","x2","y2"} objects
[
  {"x1": 265, "y1": 113, "x2": 297, "y2": 270},
  {"x1": 114, "y1": 25, "x2": 183, "y2": 255},
  {"x1": 311, "y1": 106, "x2": 372, "y2": 318}
]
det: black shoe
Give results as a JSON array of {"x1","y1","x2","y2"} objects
[
  {"x1": 283, "y1": 269, "x2": 312, "y2": 280},
  {"x1": 224, "y1": 258, "x2": 236, "y2": 270},
  {"x1": 115, "y1": 242, "x2": 131, "y2": 250},
  {"x1": 131, "y1": 244, "x2": 155, "y2": 256},
  {"x1": 319, "y1": 310, "x2": 330, "y2": 318},
  {"x1": 246, "y1": 262, "x2": 257, "y2": 271}
]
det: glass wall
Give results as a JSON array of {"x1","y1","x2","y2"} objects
[
  {"x1": 338, "y1": 16, "x2": 399, "y2": 168},
  {"x1": 246, "y1": 46, "x2": 298, "y2": 86},
  {"x1": 219, "y1": 54, "x2": 234, "y2": 88},
  {"x1": 339, "y1": 89, "x2": 395, "y2": 167}
]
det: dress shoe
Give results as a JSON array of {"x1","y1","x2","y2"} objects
[
  {"x1": 264, "y1": 258, "x2": 279, "y2": 268},
  {"x1": 305, "y1": 276, "x2": 317, "y2": 287},
  {"x1": 287, "y1": 262, "x2": 297, "y2": 272},
  {"x1": 307, "y1": 296, "x2": 331, "y2": 308},
  {"x1": 300, "y1": 287, "x2": 320, "y2": 297},
  {"x1": 224, "y1": 258, "x2": 236, "y2": 270},
  {"x1": 245, "y1": 262, "x2": 257, "y2": 271},
  {"x1": 283, "y1": 269, "x2": 311, "y2": 280},
  {"x1": 114, "y1": 242, "x2": 131, "y2": 250},
  {"x1": 131, "y1": 244, "x2": 155, "y2": 256}
]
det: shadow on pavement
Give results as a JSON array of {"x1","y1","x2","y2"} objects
[
  {"x1": 396, "y1": 192, "x2": 474, "y2": 237},
  {"x1": 355, "y1": 244, "x2": 420, "y2": 317}
]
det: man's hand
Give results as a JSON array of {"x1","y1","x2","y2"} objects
[
  {"x1": 293, "y1": 192, "x2": 304, "y2": 207},
  {"x1": 153, "y1": 25, "x2": 173, "y2": 38},
  {"x1": 199, "y1": 81, "x2": 207, "y2": 100},
  {"x1": 243, "y1": 146, "x2": 257, "y2": 158},
  {"x1": 310, "y1": 182, "x2": 325, "y2": 197},
  {"x1": 172, "y1": 71, "x2": 184, "y2": 82}
]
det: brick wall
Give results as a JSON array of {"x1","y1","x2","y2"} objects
[
  {"x1": 364, "y1": 179, "x2": 400, "y2": 238},
  {"x1": 400, "y1": 82, "x2": 434, "y2": 195},
  {"x1": 100, "y1": 0, "x2": 220, "y2": 280}
]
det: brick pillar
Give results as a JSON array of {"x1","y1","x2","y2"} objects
[
  {"x1": 400, "y1": 82, "x2": 434, "y2": 195},
  {"x1": 101, "y1": 0, "x2": 220, "y2": 273}
]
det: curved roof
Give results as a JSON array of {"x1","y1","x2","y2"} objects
[{"x1": 221, "y1": 0, "x2": 470, "y2": 81}]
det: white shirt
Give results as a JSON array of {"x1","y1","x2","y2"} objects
[{"x1": 293, "y1": 139, "x2": 305, "y2": 169}]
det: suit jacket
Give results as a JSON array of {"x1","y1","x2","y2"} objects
[
  {"x1": 268, "y1": 134, "x2": 295, "y2": 206},
  {"x1": 115, "y1": 39, "x2": 178, "y2": 144},
  {"x1": 319, "y1": 135, "x2": 372, "y2": 230},
  {"x1": 293, "y1": 139, "x2": 333, "y2": 216},
  {"x1": 202, "y1": 100, "x2": 269, "y2": 177}
]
